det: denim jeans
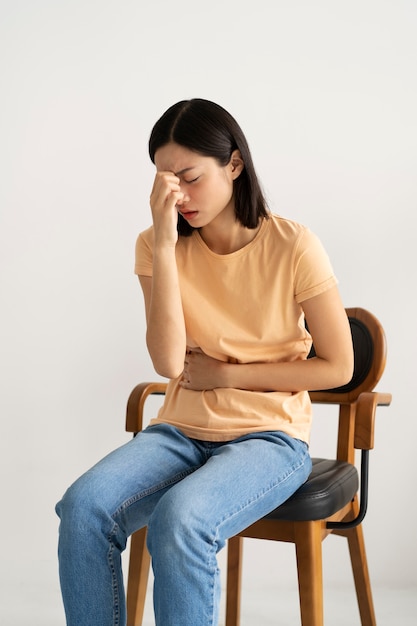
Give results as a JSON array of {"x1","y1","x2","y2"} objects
[{"x1": 56, "y1": 423, "x2": 311, "y2": 626}]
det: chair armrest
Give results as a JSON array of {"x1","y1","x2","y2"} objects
[
  {"x1": 354, "y1": 391, "x2": 392, "y2": 450},
  {"x1": 125, "y1": 382, "x2": 167, "y2": 433},
  {"x1": 328, "y1": 390, "x2": 391, "y2": 530}
]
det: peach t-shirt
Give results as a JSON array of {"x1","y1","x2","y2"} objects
[{"x1": 135, "y1": 214, "x2": 337, "y2": 443}]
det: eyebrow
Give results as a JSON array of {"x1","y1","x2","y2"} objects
[{"x1": 174, "y1": 166, "x2": 197, "y2": 177}]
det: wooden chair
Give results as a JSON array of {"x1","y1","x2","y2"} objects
[{"x1": 124, "y1": 307, "x2": 391, "y2": 626}]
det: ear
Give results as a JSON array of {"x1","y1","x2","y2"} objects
[{"x1": 229, "y1": 149, "x2": 244, "y2": 180}]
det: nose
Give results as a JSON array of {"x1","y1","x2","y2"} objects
[{"x1": 177, "y1": 186, "x2": 190, "y2": 206}]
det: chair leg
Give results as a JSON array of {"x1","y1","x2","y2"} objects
[
  {"x1": 126, "y1": 527, "x2": 151, "y2": 626},
  {"x1": 346, "y1": 523, "x2": 376, "y2": 626},
  {"x1": 225, "y1": 535, "x2": 243, "y2": 626},
  {"x1": 294, "y1": 521, "x2": 324, "y2": 626}
]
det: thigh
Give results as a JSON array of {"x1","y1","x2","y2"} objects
[
  {"x1": 154, "y1": 431, "x2": 311, "y2": 545},
  {"x1": 59, "y1": 424, "x2": 206, "y2": 534}
]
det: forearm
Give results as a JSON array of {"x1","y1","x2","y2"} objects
[
  {"x1": 181, "y1": 346, "x2": 353, "y2": 393},
  {"x1": 145, "y1": 246, "x2": 186, "y2": 378},
  {"x1": 140, "y1": 170, "x2": 190, "y2": 378},
  {"x1": 220, "y1": 356, "x2": 353, "y2": 393}
]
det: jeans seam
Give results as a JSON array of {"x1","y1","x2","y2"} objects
[
  {"x1": 206, "y1": 540, "x2": 218, "y2": 626},
  {"x1": 107, "y1": 540, "x2": 120, "y2": 626}
]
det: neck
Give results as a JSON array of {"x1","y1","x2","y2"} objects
[{"x1": 199, "y1": 219, "x2": 261, "y2": 255}]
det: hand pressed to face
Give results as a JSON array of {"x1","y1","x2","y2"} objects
[
  {"x1": 150, "y1": 171, "x2": 185, "y2": 246},
  {"x1": 180, "y1": 348, "x2": 226, "y2": 391}
]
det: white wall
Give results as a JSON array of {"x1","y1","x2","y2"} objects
[{"x1": 1, "y1": 0, "x2": 416, "y2": 623}]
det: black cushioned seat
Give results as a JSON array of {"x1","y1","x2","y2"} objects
[{"x1": 265, "y1": 458, "x2": 359, "y2": 521}]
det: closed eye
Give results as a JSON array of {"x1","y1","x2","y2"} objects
[{"x1": 184, "y1": 176, "x2": 200, "y2": 184}]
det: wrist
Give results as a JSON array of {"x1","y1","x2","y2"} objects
[
  {"x1": 219, "y1": 360, "x2": 234, "y2": 389},
  {"x1": 154, "y1": 238, "x2": 177, "y2": 251}
]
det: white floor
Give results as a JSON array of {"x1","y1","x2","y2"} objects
[
  {"x1": 6, "y1": 582, "x2": 414, "y2": 625},
  {"x1": 140, "y1": 586, "x2": 417, "y2": 626}
]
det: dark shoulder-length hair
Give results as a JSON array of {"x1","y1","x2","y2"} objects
[{"x1": 149, "y1": 99, "x2": 269, "y2": 236}]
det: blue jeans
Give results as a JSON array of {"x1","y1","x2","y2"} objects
[{"x1": 56, "y1": 423, "x2": 311, "y2": 626}]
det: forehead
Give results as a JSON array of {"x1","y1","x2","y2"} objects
[{"x1": 154, "y1": 142, "x2": 211, "y2": 174}]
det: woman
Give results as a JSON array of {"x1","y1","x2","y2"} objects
[{"x1": 56, "y1": 98, "x2": 353, "y2": 626}]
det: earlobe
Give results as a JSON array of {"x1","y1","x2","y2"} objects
[{"x1": 230, "y1": 149, "x2": 244, "y2": 180}]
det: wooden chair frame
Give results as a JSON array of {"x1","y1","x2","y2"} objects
[{"x1": 124, "y1": 307, "x2": 391, "y2": 626}]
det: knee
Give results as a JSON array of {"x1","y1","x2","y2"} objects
[
  {"x1": 56, "y1": 472, "x2": 103, "y2": 531},
  {"x1": 147, "y1": 488, "x2": 214, "y2": 558}
]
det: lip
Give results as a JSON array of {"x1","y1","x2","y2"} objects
[{"x1": 180, "y1": 211, "x2": 199, "y2": 221}]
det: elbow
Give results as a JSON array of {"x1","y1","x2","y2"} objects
[
  {"x1": 338, "y1": 363, "x2": 354, "y2": 387},
  {"x1": 154, "y1": 364, "x2": 184, "y2": 380},
  {"x1": 146, "y1": 333, "x2": 186, "y2": 380},
  {"x1": 334, "y1": 354, "x2": 355, "y2": 388},
  {"x1": 317, "y1": 351, "x2": 354, "y2": 390},
  {"x1": 345, "y1": 348, "x2": 355, "y2": 384},
  {"x1": 151, "y1": 355, "x2": 184, "y2": 381}
]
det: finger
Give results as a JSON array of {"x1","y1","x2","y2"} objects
[
  {"x1": 169, "y1": 190, "x2": 185, "y2": 207},
  {"x1": 151, "y1": 188, "x2": 184, "y2": 212},
  {"x1": 151, "y1": 173, "x2": 180, "y2": 200},
  {"x1": 153, "y1": 171, "x2": 180, "y2": 191}
]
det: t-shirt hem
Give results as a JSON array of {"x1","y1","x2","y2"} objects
[{"x1": 148, "y1": 417, "x2": 310, "y2": 444}]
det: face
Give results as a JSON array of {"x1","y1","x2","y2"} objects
[{"x1": 154, "y1": 142, "x2": 243, "y2": 229}]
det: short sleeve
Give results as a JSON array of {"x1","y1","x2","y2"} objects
[
  {"x1": 134, "y1": 226, "x2": 154, "y2": 276},
  {"x1": 293, "y1": 229, "x2": 338, "y2": 303}
]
